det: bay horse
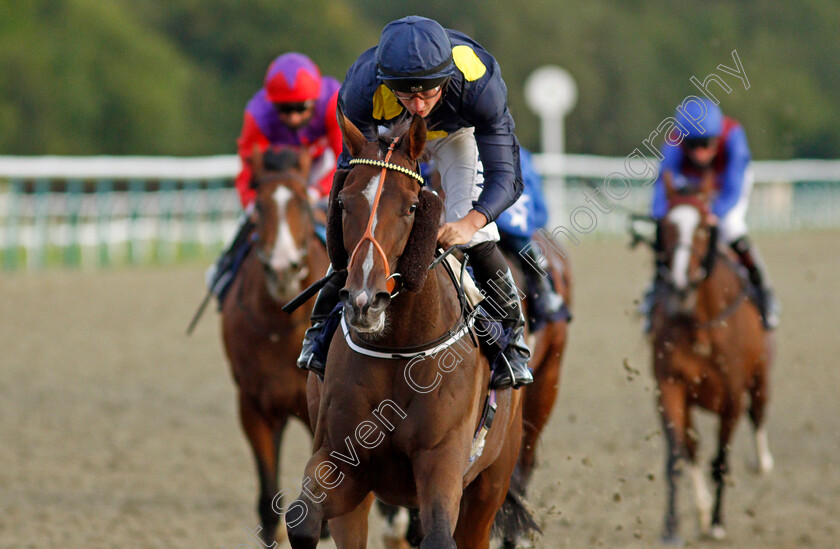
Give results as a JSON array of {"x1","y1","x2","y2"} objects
[
  {"x1": 285, "y1": 112, "x2": 533, "y2": 548},
  {"x1": 377, "y1": 233, "x2": 573, "y2": 549},
  {"x1": 220, "y1": 147, "x2": 330, "y2": 545},
  {"x1": 650, "y1": 173, "x2": 774, "y2": 544}
]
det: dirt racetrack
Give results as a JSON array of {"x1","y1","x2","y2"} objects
[{"x1": 2, "y1": 231, "x2": 838, "y2": 549}]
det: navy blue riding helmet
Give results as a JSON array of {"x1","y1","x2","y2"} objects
[{"x1": 375, "y1": 16, "x2": 456, "y2": 93}]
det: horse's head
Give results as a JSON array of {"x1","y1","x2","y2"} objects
[
  {"x1": 326, "y1": 111, "x2": 443, "y2": 334},
  {"x1": 250, "y1": 146, "x2": 314, "y2": 301},
  {"x1": 659, "y1": 171, "x2": 718, "y2": 317}
]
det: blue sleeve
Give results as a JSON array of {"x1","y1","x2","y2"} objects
[
  {"x1": 712, "y1": 125, "x2": 751, "y2": 218},
  {"x1": 520, "y1": 149, "x2": 549, "y2": 228},
  {"x1": 464, "y1": 60, "x2": 523, "y2": 223},
  {"x1": 650, "y1": 143, "x2": 683, "y2": 219}
]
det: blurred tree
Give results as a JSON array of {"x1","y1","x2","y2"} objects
[
  {"x1": 0, "y1": 0, "x2": 837, "y2": 158},
  {"x1": 0, "y1": 0, "x2": 209, "y2": 154}
]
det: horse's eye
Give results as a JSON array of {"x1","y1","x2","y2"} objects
[
  {"x1": 336, "y1": 197, "x2": 345, "y2": 210},
  {"x1": 407, "y1": 203, "x2": 418, "y2": 215}
]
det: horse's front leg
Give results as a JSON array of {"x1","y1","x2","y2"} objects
[
  {"x1": 413, "y1": 448, "x2": 465, "y2": 549},
  {"x1": 286, "y1": 448, "x2": 370, "y2": 548},
  {"x1": 237, "y1": 393, "x2": 287, "y2": 546},
  {"x1": 709, "y1": 399, "x2": 742, "y2": 540},
  {"x1": 329, "y1": 492, "x2": 376, "y2": 549},
  {"x1": 658, "y1": 380, "x2": 688, "y2": 546}
]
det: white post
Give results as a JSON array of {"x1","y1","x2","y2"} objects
[{"x1": 524, "y1": 66, "x2": 578, "y2": 224}]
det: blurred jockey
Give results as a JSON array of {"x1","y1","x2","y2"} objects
[
  {"x1": 206, "y1": 53, "x2": 341, "y2": 303},
  {"x1": 494, "y1": 148, "x2": 568, "y2": 331},
  {"x1": 642, "y1": 98, "x2": 780, "y2": 330},
  {"x1": 297, "y1": 16, "x2": 532, "y2": 389}
]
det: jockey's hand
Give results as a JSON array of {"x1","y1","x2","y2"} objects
[
  {"x1": 707, "y1": 212, "x2": 718, "y2": 226},
  {"x1": 437, "y1": 210, "x2": 488, "y2": 247}
]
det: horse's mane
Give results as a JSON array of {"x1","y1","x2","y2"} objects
[
  {"x1": 262, "y1": 148, "x2": 299, "y2": 173},
  {"x1": 377, "y1": 120, "x2": 431, "y2": 163}
]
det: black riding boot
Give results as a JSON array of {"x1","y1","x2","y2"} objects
[
  {"x1": 730, "y1": 237, "x2": 780, "y2": 330},
  {"x1": 521, "y1": 245, "x2": 565, "y2": 328},
  {"x1": 468, "y1": 242, "x2": 533, "y2": 389},
  {"x1": 296, "y1": 267, "x2": 346, "y2": 377},
  {"x1": 205, "y1": 211, "x2": 255, "y2": 306}
]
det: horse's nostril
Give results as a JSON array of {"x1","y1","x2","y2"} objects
[
  {"x1": 370, "y1": 291, "x2": 391, "y2": 312},
  {"x1": 339, "y1": 289, "x2": 350, "y2": 303}
]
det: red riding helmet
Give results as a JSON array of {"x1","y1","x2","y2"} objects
[{"x1": 264, "y1": 53, "x2": 322, "y2": 103}]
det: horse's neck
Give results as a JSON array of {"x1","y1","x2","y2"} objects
[
  {"x1": 362, "y1": 266, "x2": 461, "y2": 348},
  {"x1": 240, "y1": 251, "x2": 281, "y2": 311},
  {"x1": 696, "y1": 249, "x2": 744, "y2": 321}
]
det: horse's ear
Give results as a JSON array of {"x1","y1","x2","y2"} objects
[
  {"x1": 337, "y1": 107, "x2": 366, "y2": 158},
  {"x1": 663, "y1": 170, "x2": 676, "y2": 202},
  {"x1": 326, "y1": 168, "x2": 352, "y2": 269},
  {"x1": 399, "y1": 114, "x2": 427, "y2": 161},
  {"x1": 396, "y1": 189, "x2": 444, "y2": 292}
]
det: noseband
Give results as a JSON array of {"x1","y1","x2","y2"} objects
[{"x1": 347, "y1": 137, "x2": 425, "y2": 296}]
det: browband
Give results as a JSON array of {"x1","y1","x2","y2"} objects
[{"x1": 348, "y1": 158, "x2": 425, "y2": 185}]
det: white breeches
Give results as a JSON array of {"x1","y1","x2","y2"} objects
[{"x1": 424, "y1": 127, "x2": 500, "y2": 247}]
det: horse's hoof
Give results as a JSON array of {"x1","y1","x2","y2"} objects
[
  {"x1": 760, "y1": 454, "x2": 775, "y2": 474},
  {"x1": 709, "y1": 524, "x2": 726, "y2": 540},
  {"x1": 749, "y1": 453, "x2": 774, "y2": 475},
  {"x1": 660, "y1": 533, "x2": 684, "y2": 546}
]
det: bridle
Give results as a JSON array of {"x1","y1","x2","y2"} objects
[
  {"x1": 659, "y1": 196, "x2": 718, "y2": 294},
  {"x1": 347, "y1": 136, "x2": 425, "y2": 297},
  {"x1": 253, "y1": 172, "x2": 313, "y2": 289}
]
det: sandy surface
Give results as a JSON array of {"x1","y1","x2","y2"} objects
[{"x1": 1, "y1": 231, "x2": 838, "y2": 549}]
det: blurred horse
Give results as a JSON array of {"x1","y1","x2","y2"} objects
[
  {"x1": 285, "y1": 112, "x2": 536, "y2": 548},
  {"x1": 221, "y1": 147, "x2": 329, "y2": 545},
  {"x1": 501, "y1": 234, "x2": 572, "y2": 548},
  {"x1": 650, "y1": 172, "x2": 774, "y2": 544}
]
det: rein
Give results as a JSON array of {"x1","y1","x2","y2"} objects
[{"x1": 347, "y1": 137, "x2": 424, "y2": 294}]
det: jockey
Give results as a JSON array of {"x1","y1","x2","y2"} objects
[
  {"x1": 644, "y1": 97, "x2": 780, "y2": 330},
  {"x1": 495, "y1": 148, "x2": 567, "y2": 330},
  {"x1": 297, "y1": 16, "x2": 533, "y2": 389},
  {"x1": 206, "y1": 52, "x2": 341, "y2": 303}
]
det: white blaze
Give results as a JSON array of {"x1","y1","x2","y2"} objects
[
  {"x1": 667, "y1": 205, "x2": 700, "y2": 290},
  {"x1": 361, "y1": 174, "x2": 381, "y2": 287},
  {"x1": 269, "y1": 186, "x2": 299, "y2": 271}
]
